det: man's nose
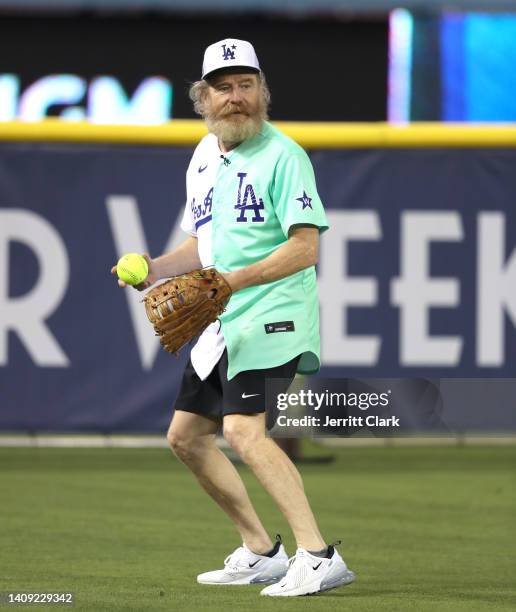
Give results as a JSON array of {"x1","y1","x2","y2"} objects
[{"x1": 228, "y1": 87, "x2": 243, "y2": 103}]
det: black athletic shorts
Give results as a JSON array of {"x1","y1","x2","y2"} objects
[{"x1": 174, "y1": 350, "x2": 300, "y2": 418}]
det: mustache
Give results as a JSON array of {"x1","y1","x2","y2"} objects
[{"x1": 219, "y1": 103, "x2": 248, "y2": 117}]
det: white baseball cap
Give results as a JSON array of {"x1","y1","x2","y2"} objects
[{"x1": 202, "y1": 38, "x2": 260, "y2": 80}]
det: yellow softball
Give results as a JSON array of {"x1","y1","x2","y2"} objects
[{"x1": 116, "y1": 253, "x2": 149, "y2": 285}]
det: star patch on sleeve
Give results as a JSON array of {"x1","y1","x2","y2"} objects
[{"x1": 296, "y1": 190, "x2": 313, "y2": 210}]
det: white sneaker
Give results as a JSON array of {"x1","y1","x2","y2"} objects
[
  {"x1": 260, "y1": 545, "x2": 356, "y2": 596},
  {"x1": 197, "y1": 540, "x2": 289, "y2": 585}
]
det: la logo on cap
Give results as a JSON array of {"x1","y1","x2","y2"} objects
[{"x1": 222, "y1": 43, "x2": 237, "y2": 61}]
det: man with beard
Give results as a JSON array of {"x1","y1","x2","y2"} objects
[{"x1": 117, "y1": 39, "x2": 355, "y2": 597}]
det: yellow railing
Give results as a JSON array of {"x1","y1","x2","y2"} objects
[{"x1": 2, "y1": 119, "x2": 516, "y2": 147}]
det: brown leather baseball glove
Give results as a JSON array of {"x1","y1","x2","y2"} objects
[{"x1": 143, "y1": 268, "x2": 232, "y2": 354}]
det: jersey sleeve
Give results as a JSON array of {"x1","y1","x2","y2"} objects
[
  {"x1": 271, "y1": 150, "x2": 329, "y2": 237},
  {"x1": 180, "y1": 169, "x2": 197, "y2": 237},
  {"x1": 180, "y1": 199, "x2": 196, "y2": 237}
]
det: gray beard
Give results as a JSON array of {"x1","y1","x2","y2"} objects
[{"x1": 205, "y1": 113, "x2": 263, "y2": 146}]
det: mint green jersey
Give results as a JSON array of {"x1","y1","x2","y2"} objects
[{"x1": 211, "y1": 122, "x2": 328, "y2": 380}]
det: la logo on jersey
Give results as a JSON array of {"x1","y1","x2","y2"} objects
[
  {"x1": 222, "y1": 43, "x2": 237, "y2": 61},
  {"x1": 235, "y1": 172, "x2": 265, "y2": 222}
]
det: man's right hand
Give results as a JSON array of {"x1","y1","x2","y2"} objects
[{"x1": 110, "y1": 253, "x2": 159, "y2": 291}]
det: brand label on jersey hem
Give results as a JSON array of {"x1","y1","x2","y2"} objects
[{"x1": 264, "y1": 321, "x2": 295, "y2": 334}]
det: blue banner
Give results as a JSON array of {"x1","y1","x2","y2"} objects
[
  {"x1": 1, "y1": 143, "x2": 515, "y2": 431},
  {"x1": 313, "y1": 148, "x2": 516, "y2": 380}
]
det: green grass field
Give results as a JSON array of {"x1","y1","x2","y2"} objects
[{"x1": 1, "y1": 444, "x2": 515, "y2": 611}]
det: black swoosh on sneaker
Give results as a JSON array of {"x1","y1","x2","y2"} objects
[
  {"x1": 248, "y1": 560, "x2": 261, "y2": 568},
  {"x1": 312, "y1": 561, "x2": 323, "y2": 571}
]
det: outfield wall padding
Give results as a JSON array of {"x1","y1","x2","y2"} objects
[{"x1": 0, "y1": 123, "x2": 515, "y2": 431}]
